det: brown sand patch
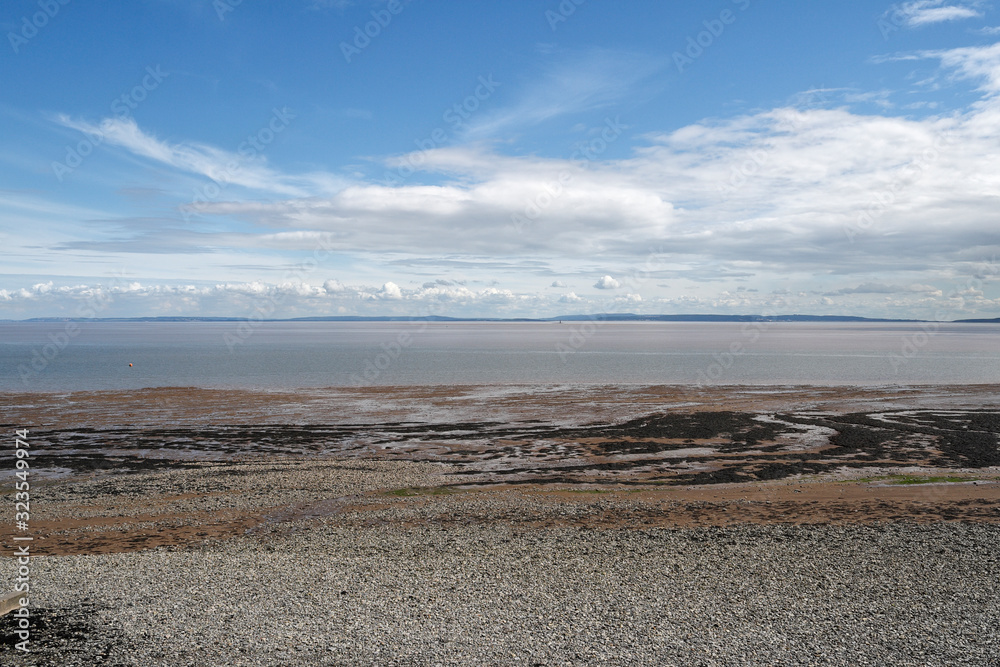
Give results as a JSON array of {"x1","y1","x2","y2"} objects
[
  {"x1": 3, "y1": 474, "x2": 998, "y2": 556},
  {"x1": 0, "y1": 510, "x2": 261, "y2": 556},
  {"x1": 330, "y1": 478, "x2": 1000, "y2": 531}
]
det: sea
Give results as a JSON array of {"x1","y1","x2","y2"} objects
[{"x1": 1, "y1": 320, "x2": 999, "y2": 392}]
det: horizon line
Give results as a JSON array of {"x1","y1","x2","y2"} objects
[{"x1": 4, "y1": 313, "x2": 998, "y2": 324}]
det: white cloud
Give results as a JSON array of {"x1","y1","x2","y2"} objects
[
  {"x1": 594, "y1": 276, "x2": 621, "y2": 290},
  {"x1": 16, "y1": 40, "x2": 1000, "y2": 320},
  {"x1": 52, "y1": 42, "x2": 1000, "y2": 285},
  {"x1": 323, "y1": 279, "x2": 347, "y2": 293},
  {"x1": 377, "y1": 282, "x2": 403, "y2": 300},
  {"x1": 829, "y1": 282, "x2": 945, "y2": 296},
  {"x1": 895, "y1": 1, "x2": 983, "y2": 27},
  {"x1": 919, "y1": 40, "x2": 1000, "y2": 94},
  {"x1": 53, "y1": 115, "x2": 346, "y2": 197},
  {"x1": 179, "y1": 42, "x2": 1000, "y2": 284},
  {"x1": 460, "y1": 49, "x2": 663, "y2": 141},
  {"x1": 198, "y1": 159, "x2": 674, "y2": 256},
  {"x1": 835, "y1": 283, "x2": 905, "y2": 295},
  {"x1": 0, "y1": 274, "x2": 995, "y2": 320}
]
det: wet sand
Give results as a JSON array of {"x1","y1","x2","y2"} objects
[{"x1": 7, "y1": 383, "x2": 1000, "y2": 429}]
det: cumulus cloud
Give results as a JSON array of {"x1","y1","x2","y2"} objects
[
  {"x1": 323, "y1": 279, "x2": 347, "y2": 293},
  {"x1": 0, "y1": 279, "x2": 571, "y2": 318},
  {"x1": 377, "y1": 282, "x2": 403, "y2": 300},
  {"x1": 2, "y1": 273, "x2": 996, "y2": 320},
  {"x1": 594, "y1": 275, "x2": 621, "y2": 290}
]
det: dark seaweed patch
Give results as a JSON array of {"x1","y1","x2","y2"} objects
[
  {"x1": 0, "y1": 604, "x2": 128, "y2": 666},
  {"x1": 592, "y1": 412, "x2": 787, "y2": 454},
  {"x1": 671, "y1": 468, "x2": 755, "y2": 485},
  {"x1": 753, "y1": 461, "x2": 830, "y2": 480},
  {"x1": 584, "y1": 412, "x2": 759, "y2": 440},
  {"x1": 829, "y1": 425, "x2": 895, "y2": 455},
  {"x1": 968, "y1": 412, "x2": 1000, "y2": 431},
  {"x1": 29, "y1": 454, "x2": 204, "y2": 476},
  {"x1": 936, "y1": 431, "x2": 1000, "y2": 467}
]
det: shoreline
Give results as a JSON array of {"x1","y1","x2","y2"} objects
[{"x1": 6, "y1": 381, "x2": 1000, "y2": 427}]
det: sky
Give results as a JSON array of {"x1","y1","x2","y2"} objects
[{"x1": 1, "y1": 0, "x2": 999, "y2": 320}]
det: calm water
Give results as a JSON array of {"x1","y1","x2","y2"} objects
[{"x1": 1, "y1": 320, "x2": 998, "y2": 392}]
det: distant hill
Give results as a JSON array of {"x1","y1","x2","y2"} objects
[{"x1": 547, "y1": 313, "x2": 923, "y2": 323}]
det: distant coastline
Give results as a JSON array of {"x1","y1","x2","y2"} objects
[{"x1": 5, "y1": 313, "x2": 999, "y2": 324}]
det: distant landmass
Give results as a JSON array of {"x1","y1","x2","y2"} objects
[{"x1": 7, "y1": 313, "x2": 999, "y2": 323}]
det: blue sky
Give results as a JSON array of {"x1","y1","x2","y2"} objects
[{"x1": 2, "y1": 0, "x2": 999, "y2": 319}]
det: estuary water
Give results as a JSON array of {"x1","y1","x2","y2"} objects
[{"x1": 1, "y1": 320, "x2": 998, "y2": 392}]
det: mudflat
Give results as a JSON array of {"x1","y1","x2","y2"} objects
[{"x1": 3, "y1": 384, "x2": 999, "y2": 553}]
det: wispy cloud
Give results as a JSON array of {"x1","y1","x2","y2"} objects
[
  {"x1": 894, "y1": 0, "x2": 984, "y2": 27},
  {"x1": 826, "y1": 282, "x2": 943, "y2": 296},
  {"x1": 460, "y1": 49, "x2": 665, "y2": 141},
  {"x1": 53, "y1": 115, "x2": 348, "y2": 197},
  {"x1": 920, "y1": 40, "x2": 1000, "y2": 93}
]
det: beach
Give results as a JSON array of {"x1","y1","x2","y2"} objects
[
  {"x1": 9, "y1": 0, "x2": 1000, "y2": 662},
  {"x1": 2, "y1": 384, "x2": 999, "y2": 665}
]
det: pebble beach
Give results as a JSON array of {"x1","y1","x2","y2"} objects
[
  {"x1": 2, "y1": 385, "x2": 999, "y2": 665},
  {"x1": 5, "y1": 521, "x2": 1000, "y2": 666}
]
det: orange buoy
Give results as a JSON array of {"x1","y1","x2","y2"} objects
[{"x1": 129, "y1": 363, "x2": 133, "y2": 367}]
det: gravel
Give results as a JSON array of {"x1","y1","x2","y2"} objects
[{"x1": 3, "y1": 519, "x2": 999, "y2": 666}]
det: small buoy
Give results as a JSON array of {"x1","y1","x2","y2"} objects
[{"x1": 128, "y1": 363, "x2": 133, "y2": 367}]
